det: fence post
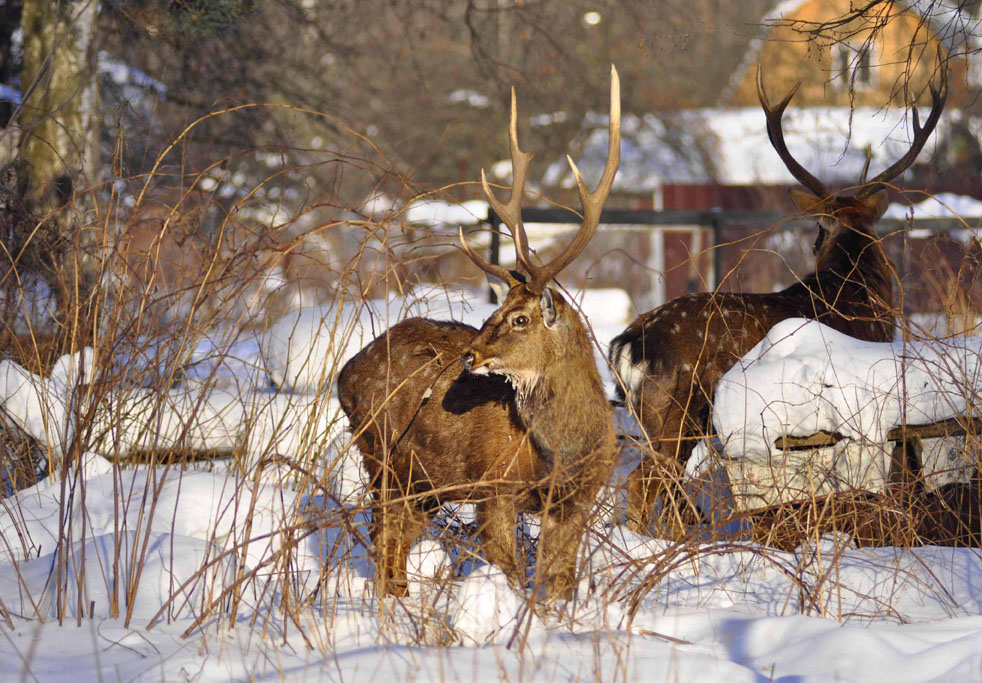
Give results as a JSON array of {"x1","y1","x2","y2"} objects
[
  {"x1": 711, "y1": 214, "x2": 721, "y2": 293},
  {"x1": 487, "y1": 207, "x2": 502, "y2": 303}
]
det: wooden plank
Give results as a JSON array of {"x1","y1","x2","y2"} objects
[
  {"x1": 774, "y1": 415, "x2": 982, "y2": 451},
  {"x1": 774, "y1": 431, "x2": 841, "y2": 450}
]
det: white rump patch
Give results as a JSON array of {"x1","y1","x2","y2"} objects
[{"x1": 610, "y1": 339, "x2": 647, "y2": 403}]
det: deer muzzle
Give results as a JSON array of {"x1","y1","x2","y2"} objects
[{"x1": 461, "y1": 350, "x2": 491, "y2": 374}]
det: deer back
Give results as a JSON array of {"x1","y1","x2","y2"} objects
[{"x1": 338, "y1": 317, "x2": 543, "y2": 497}]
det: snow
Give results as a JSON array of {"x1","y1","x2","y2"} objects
[
  {"x1": 2, "y1": 293, "x2": 982, "y2": 681},
  {"x1": 259, "y1": 292, "x2": 500, "y2": 392},
  {"x1": 714, "y1": 318, "x2": 982, "y2": 460},
  {"x1": 884, "y1": 192, "x2": 982, "y2": 221},
  {"x1": 98, "y1": 51, "x2": 167, "y2": 97},
  {"x1": 564, "y1": 106, "x2": 958, "y2": 189},
  {"x1": 405, "y1": 198, "x2": 488, "y2": 226}
]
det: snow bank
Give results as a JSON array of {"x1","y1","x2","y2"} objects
[
  {"x1": 0, "y1": 531, "x2": 226, "y2": 621},
  {"x1": 258, "y1": 285, "x2": 634, "y2": 396},
  {"x1": 0, "y1": 353, "x2": 247, "y2": 458},
  {"x1": 0, "y1": 349, "x2": 363, "y2": 499},
  {"x1": 0, "y1": 462, "x2": 373, "y2": 616},
  {"x1": 714, "y1": 318, "x2": 982, "y2": 459},
  {"x1": 3, "y1": 402, "x2": 982, "y2": 679}
]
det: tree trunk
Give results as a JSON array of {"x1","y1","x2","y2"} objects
[
  {"x1": 18, "y1": 0, "x2": 99, "y2": 211},
  {"x1": 13, "y1": 0, "x2": 100, "y2": 343}
]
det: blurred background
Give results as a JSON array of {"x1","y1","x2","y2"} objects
[{"x1": 2, "y1": 0, "x2": 982, "y2": 364}]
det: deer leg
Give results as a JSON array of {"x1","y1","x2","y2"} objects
[
  {"x1": 627, "y1": 403, "x2": 691, "y2": 535},
  {"x1": 476, "y1": 495, "x2": 521, "y2": 586},
  {"x1": 888, "y1": 436, "x2": 924, "y2": 492},
  {"x1": 625, "y1": 403, "x2": 675, "y2": 534},
  {"x1": 626, "y1": 371, "x2": 708, "y2": 537},
  {"x1": 626, "y1": 458, "x2": 658, "y2": 534},
  {"x1": 370, "y1": 482, "x2": 427, "y2": 597},
  {"x1": 535, "y1": 501, "x2": 589, "y2": 602}
]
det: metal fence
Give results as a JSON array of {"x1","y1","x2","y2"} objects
[{"x1": 486, "y1": 207, "x2": 977, "y2": 310}]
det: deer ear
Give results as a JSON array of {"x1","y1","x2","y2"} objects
[
  {"x1": 866, "y1": 190, "x2": 889, "y2": 221},
  {"x1": 540, "y1": 288, "x2": 559, "y2": 328},
  {"x1": 789, "y1": 188, "x2": 825, "y2": 215},
  {"x1": 486, "y1": 272, "x2": 511, "y2": 303}
]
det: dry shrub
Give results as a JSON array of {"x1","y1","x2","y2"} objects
[{"x1": 2, "y1": 104, "x2": 982, "y2": 655}]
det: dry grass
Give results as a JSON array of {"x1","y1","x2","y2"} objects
[{"x1": 0, "y1": 116, "x2": 978, "y2": 673}]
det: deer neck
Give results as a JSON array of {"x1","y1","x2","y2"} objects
[
  {"x1": 817, "y1": 224, "x2": 892, "y2": 303},
  {"x1": 515, "y1": 320, "x2": 611, "y2": 467}
]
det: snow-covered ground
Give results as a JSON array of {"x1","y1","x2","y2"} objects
[{"x1": 1, "y1": 290, "x2": 982, "y2": 681}]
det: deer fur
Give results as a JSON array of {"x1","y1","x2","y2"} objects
[
  {"x1": 609, "y1": 65, "x2": 947, "y2": 534},
  {"x1": 338, "y1": 68, "x2": 620, "y2": 600}
]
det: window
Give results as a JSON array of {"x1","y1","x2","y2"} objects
[{"x1": 834, "y1": 42, "x2": 875, "y2": 90}]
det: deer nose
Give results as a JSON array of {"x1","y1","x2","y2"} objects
[{"x1": 461, "y1": 352, "x2": 475, "y2": 370}]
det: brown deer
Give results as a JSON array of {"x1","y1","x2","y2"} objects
[
  {"x1": 609, "y1": 65, "x2": 947, "y2": 535},
  {"x1": 338, "y1": 68, "x2": 620, "y2": 600}
]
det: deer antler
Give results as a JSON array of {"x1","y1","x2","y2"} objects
[
  {"x1": 530, "y1": 65, "x2": 621, "y2": 291},
  {"x1": 463, "y1": 66, "x2": 621, "y2": 293},
  {"x1": 461, "y1": 86, "x2": 536, "y2": 288},
  {"x1": 856, "y1": 70, "x2": 947, "y2": 198},
  {"x1": 480, "y1": 86, "x2": 537, "y2": 280},
  {"x1": 756, "y1": 64, "x2": 830, "y2": 200}
]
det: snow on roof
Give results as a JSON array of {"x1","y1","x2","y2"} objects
[
  {"x1": 544, "y1": 112, "x2": 713, "y2": 190},
  {"x1": 884, "y1": 192, "x2": 982, "y2": 221},
  {"x1": 557, "y1": 106, "x2": 958, "y2": 190}
]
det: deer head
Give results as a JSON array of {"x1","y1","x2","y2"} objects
[
  {"x1": 459, "y1": 66, "x2": 621, "y2": 397},
  {"x1": 756, "y1": 63, "x2": 947, "y2": 246}
]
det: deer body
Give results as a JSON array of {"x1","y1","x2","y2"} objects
[
  {"x1": 611, "y1": 66, "x2": 946, "y2": 534},
  {"x1": 338, "y1": 69, "x2": 620, "y2": 599},
  {"x1": 340, "y1": 295, "x2": 614, "y2": 597}
]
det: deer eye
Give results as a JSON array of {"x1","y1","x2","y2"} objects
[{"x1": 512, "y1": 315, "x2": 529, "y2": 328}]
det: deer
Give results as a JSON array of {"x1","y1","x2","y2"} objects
[
  {"x1": 608, "y1": 64, "x2": 947, "y2": 535},
  {"x1": 337, "y1": 67, "x2": 620, "y2": 601}
]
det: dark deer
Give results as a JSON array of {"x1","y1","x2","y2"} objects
[
  {"x1": 338, "y1": 68, "x2": 620, "y2": 600},
  {"x1": 609, "y1": 65, "x2": 947, "y2": 534}
]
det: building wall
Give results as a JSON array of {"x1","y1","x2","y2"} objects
[{"x1": 727, "y1": 0, "x2": 965, "y2": 108}]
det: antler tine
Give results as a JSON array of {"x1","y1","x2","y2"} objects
[
  {"x1": 756, "y1": 63, "x2": 830, "y2": 200},
  {"x1": 859, "y1": 144, "x2": 873, "y2": 185},
  {"x1": 458, "y1": 226, "x2": 517, "y2": 285},
  {"x1": 532, "y1": 65, "x2": 621, "y2": 290},
  {"x1": 480, "y1": 87, "x2": 536, "y2": 278},
  {"x1": 856, "y1": 69, "x2": 948, "y2": 198}
]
